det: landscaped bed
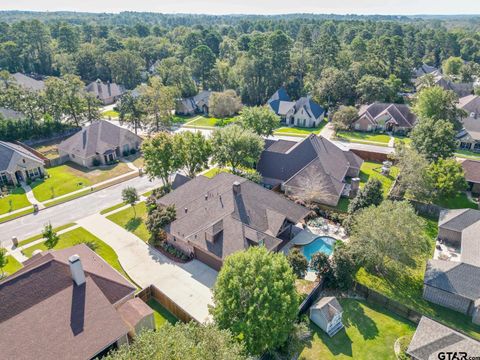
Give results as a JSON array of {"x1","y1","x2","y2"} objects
[
  {"x1": 299, "y1": 298, "x2": 415, "y2": 360},
  {"x1": 106, "y1": 202, "x2": 150, "y2": 242},
  {"x1": 31, "y1": 162, "x2": 132, "y2": 202},
  {"x1": 355, "y1": 217, "x2": 480, "y2": 340},
  {"x1": 0, "y1": 186, "x2": 31, "y2": 215}
]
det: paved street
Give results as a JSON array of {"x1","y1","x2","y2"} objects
[{"x1": 0, "y1": 175, "x2": 163, "y2": 247}]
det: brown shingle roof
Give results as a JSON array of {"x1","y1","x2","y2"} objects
[
  {"x1": 462, "y1": 159, "x2": 480, "y2": 184},
  {"x1": 0, "y1": 244, "x2": 136, "y2": 360},
  {"x1": 159, "y1": 172, "x2": 309, "y2": 260}
]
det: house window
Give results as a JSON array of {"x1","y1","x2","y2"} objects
[
  {"x1": 123, "y1": 144, "x2": 130, "y2": 153},
  {"x1": 0, "y1": 172, "x2": 8, "y2": 185}
]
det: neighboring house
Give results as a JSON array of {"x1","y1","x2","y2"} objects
[
  {"x1": 461, "y1": 159, "x2": 480, "y2": 194},
  {"x1": 309, "y1": 297, "x2": 344, "y2": 337},
  {"x1": 176, "y1": 90, "x2": 212, "y2": 116},
  {"x1": 0, "y1": 141, "x2": 45, "y2": 185},
  {"x1": 58, "y1": 121, "x2": 142, "y2": 168},
  {"x1": 11, "y1": 72, "x2": 46, "y2": 92},
  {"x1": 412, "y1": 64, "x2": 441, "y2": 79},
  {"x1": 267, "y1": 88, "x2": 325, "y2": 128},
  {"x1": 407, "y1": 316, "x2": 480, "y2": 360},
  {"x1": 420, "y1": 74, "x2": 474, "y2": 97},
  {"x1": 353, "y1": 103, "x2": 417, "y2": 134},
  {"x1": 157, "y1": 172, "x2": 310, "y2": 270},
  {"x1": 423, "y1": 209, "x2": 480, "y2": 324},
  {"x1": 85, "y1": 79, "x2": 125, "y2": 105},
  {"x1": 456, "y1": 95, "x2": 480, "y2": 151},
  {"x1": 256, "y1": 134, "x2": 363, "y2": 207},
  {"x1": 0, "y1": 244, "x2": 154, "y2": 360},
  {"x1": 0, "y1": 107, "x2": 24, "y2": 121}
]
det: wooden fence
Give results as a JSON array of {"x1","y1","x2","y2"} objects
[
  {"x1": 353, "y1": 282, "x2": 422, "y2": 324},
  {"x1": 136, "y1": 285, "x2": 196, "y2": 324},
  {"x1": 351, "y1": 149, "x2": 389, "y2": 163},
  {"x1": 298, "y1": 278, "x2": 325, "y2": 315}
]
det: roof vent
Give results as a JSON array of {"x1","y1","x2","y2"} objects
[
  {"x1": 68, "y1": 254, "x2": 86, "y2": 286},
  {"x1": 205, "y1": 194, "x2": 208, "y2": 200},
  {"x1": 233, "y1": 181, "x2": 241, "y2": 195},
  {"x1": 184, "y1": 207, "x2": 188, "y2": 213}
]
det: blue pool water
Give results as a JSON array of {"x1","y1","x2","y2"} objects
[{"x1": 302, "y1": 236, "x2": 336, "y2": 262}]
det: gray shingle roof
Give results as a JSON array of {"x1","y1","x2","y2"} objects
[
  {"x1": 57, "y1": 121, "x2": 142, "y2": 159},
  {"x1": 0, "y1": 141, "x2": 44, "y2": 172},
  {"x1": 311, "y1": 297, "x2": 343, "y2": 323},
  {"x1": 438, "y1": 209, "x2": 480, "y2": 232},
  {"x1": 12, "y1": 73, "x2": 45, "y2": 92},
  {"x1": 407, "y1": 316, "x2": 480, "y2": 359},
  {"x1": 85, "y1": 79, "x2": 125, "y2": 101},
  {"x1": 424, "y1": 260, "x2": 480, "y2": 300},
  {"x1": 257, "y1": 135, "x2": 363, "y2": 200},
  {"x1": 158, "y1": 172, "x2": 309, "y2": 260}
]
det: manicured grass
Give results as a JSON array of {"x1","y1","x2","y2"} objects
[
  {"x1": 2, "y1": 255, "x2": 22, "y2": 277},
  {"x1": 300, "y1": 299, "x2": 415, "y2": 360},
  {"x1": 183, "y1": 115, "x2": 238, "y2": 128},
  {"x1": 101, "y1": 109, "x2": 119, "y2": 118},
  {"x1": 435, "y1": 192, "x2": 477, "y2": 209},
  {"x1": 106, "y1": 202, "x2": 150, "y2": 242},
  {"x1": 0, "y1": 207, "x2": 34, "y2": 224},
  {"x1": 21, "y1": 227, "x2": 131, "y2": 279},
  {"x1": 100, "y1": 202, "x2": 127, "y2": 215},
  {"x1": 355, "y1": 218, "x2": 480, "y2": 340},
  {"x1": 273, "y1": 120, "x2": 328, "y2": 137},
  {"x1": 31, "y1": 162, "x2": 131, "y2": 202},
  {"x1": 202, "y1": 167, "x2": 229, "y2": 178},
  {"x1": 146, "y1": 298, "x2": 178, "y2": 328},
  {"x1": 336, "y1": 131, "x2": 391, "y2": 145},
  {"x1": 18, "y1": 223, "x2": 77, "y2": 247},
  {"x1": 172, "y1": 115, "x2": 195, "y2": 124},
  {"x1": 359, "y1": 161, "x2": 399, "y2": 197},
  {"x1": 455, "y1": 149, "x2": 480, "y2": 160},
  {"x1": 0, "y1": 186, "x2": 31, "y2": 215},
  {"x1": 335, "y1": 197, "x2": 350, "y2": 212}
]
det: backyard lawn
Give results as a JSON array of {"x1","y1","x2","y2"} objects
[
  {"x1": 147, "y1": 298, "x2": 178, "y2": 329},
  {"x1": 106, "y1": 202, "x2": 150, "y2": 242},
  {"x1": 355, "y1": 218, "x2": 480, "y2": 340},
  {"x1": 21, "y1": 227, "x2": 131, "y2": 282},
  {"x1": 2, "y1": 255, "x2": 22, "y2": 277},
  {"x1": 358, "y1": 161, "x2": 399, "y2": 197},
  {"x1": 183, "y1": 115, "x2": 238, "y2": 128},
  {"x1": 101, "y1": 109, "x2": 119, "y2": 118},
  {"x1": 273, "y1": 120, "x2": 328, "y2": 137},
  {"x1": 0, "y1": 187, "x2": 31, "y2": 215},
  {"x1": 336, "y1": 131, "x2": 391, "y2": 145},
  {"x1": 435, "y1": 192, "x2": 477, "y2": 209},
  {"x1": 31, "y1": 162, "x2": 131, "y2": 202},
  {"x1": 202, "y1": 167, "x2": 229, "y2": 178},
  {"x1": 299, "y1": 299, "x2": 415, "y2": 360}
]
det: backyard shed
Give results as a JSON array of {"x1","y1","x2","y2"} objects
[{"x1": 309, "y1": 296, "x2": 344, "y2": 337}]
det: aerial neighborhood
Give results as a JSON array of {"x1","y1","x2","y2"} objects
[{"x1": 1, "y1": 6, "x2": 480, "y2": 360}]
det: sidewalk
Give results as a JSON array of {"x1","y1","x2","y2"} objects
[
  {"x1": 21, "y1": 183, "x2": 45, "y2": 210},
  {"x1": 77, "y1": 214, "x2": 217, "y2": 323}
]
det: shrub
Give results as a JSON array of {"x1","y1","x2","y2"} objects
[
  {"x1": 130, "y1": 148, "x2": 137, "y2": 155},
  {"x1": 122, "y1": 150, "x2": 129, "y2": 157},
  {"x1": 92, "y1": 158, "x2": 101, "y2": 167},
  {"x1": 287, "y1": 248, "x2": 308, "y2": 278}
]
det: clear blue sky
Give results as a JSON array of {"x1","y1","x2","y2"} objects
[{"x1": 2, "y1": 0, "x2": 480, "y2": 15}]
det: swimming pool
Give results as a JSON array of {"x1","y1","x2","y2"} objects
[{"x1": 302, "y1": 236, "x2": 336, "y2": 262}]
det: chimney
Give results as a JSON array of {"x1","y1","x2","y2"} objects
[
  {"x1": 233, "y1": 181, "x2": 241, "y2": 195},
  {"x1": 350, "y1": 178, "x2": 360, "y2": 198},
  {"x1": 69, "y1": 254, "x2": 86, "y2": 286}
]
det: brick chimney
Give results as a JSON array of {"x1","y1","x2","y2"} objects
[{"x1": 68, "y1": 254, "x2": 86, "y2": 286}]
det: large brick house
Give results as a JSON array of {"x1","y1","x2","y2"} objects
[
  {"x1": 157, "y1": 172, "x2": 310, "y2": 270},
  {"x1": 0, "y1": 141, "x2": 45, "y2": 185},
  {"x1": 423, "y1": 209, "x2": 480, "y2": 324},
  {"x1": 353, "y1": 103, "x2": 417, "y2": 134},
  {"x1": 0, "y1": 244, "x2": 154, "y2": 360}
]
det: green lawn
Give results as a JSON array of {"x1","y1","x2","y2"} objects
[
  {"x1": 273, "y1": 120, "x2": 328, "y2": 137},
  {"x1": 183, "y1": 115, "x2": 238, "y2": 128},
  {"x1": 31, "y1": 162, "x2": 131, "y2": 202},
  {"x1": 101, "y1": 109, "x2": 119, "y2": 118},
  {"x1": 21, "y1": 227, "x2": 131, "y2": 281},
  {"x1": 172, "y1": 115, "x2": 196, "y2": 124},
  {"x1": 202, "y1": 167, "x2": 229, "y2": 178},
  {"x1": 355, "y1": 218, "x2": 480, "y2": 340},
  {"x1": 0, "y1": 187, "x2": 31, "y2": 215},
  {"x1": 106, "y1": 202, "x2": 150, "y2": 242},
  {"x1": 147, "y1": 298, "x2": 178, "y2": 329},
  {"x1": 300, "y1": 299, "x2": 415, "y2": 360},
  {"x1": 18, "y1": 223, "x2": 77, "y2": 247},
  {"x1": 0, "y1": 207, "x2": 34, "y2": 224},
  {"x1": 359, "y1": 162, "x2": 399, "y2": 197},
  {"x1": 455, "y1": 149, "x2": 480, "y2": 160},
  {"x1": 100, "y1": 202, "x2": 127, "y2": 215},
  {"x1": 336, "y1": 131, "x2": 391, "y2": 145},
  {"x1": 2, "y1": 255, "x2": 22, "y2": 277},
  {"x1": 435, "y1": 192, "x2": 477, "y2": 209}
]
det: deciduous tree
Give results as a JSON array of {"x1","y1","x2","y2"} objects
[
  {"x1": 348, "y1": 178, "x2": 383, "y2": 213},
  {"x1": 427, "y1": 158, "x2": 467, "y2": 199},
  {"x1": 238, "y1": 105, "x2": 280, "y2": 136},
  {"x1": 174, "y1": 131, "x2": 211, "y2": 178},
  {"x1": 142, "y1": 132, "x2": 182, "y2": 185},
  {"x1": 287, "y1": 247, "x2": 308, "y2": 278},
  {"x1": 43, "y1": 223, "x2": 59, "y2": 250},
  {"x1": 209, "y1": 90, "x2": 242, "y2": 118},
  {"x1": 122, "y1": 187, "x2": 139, "y2": 216},
  {"x1": 410, "y1": 118, "x2": 457, "y2": 161}
]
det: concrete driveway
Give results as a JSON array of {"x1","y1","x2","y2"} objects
[{"x1": 77, "y1": 214, "x2": 217, "y2": 323}]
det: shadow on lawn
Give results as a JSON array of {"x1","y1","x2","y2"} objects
[
  {"x1": 342, "y1": 301, "x2": 379, "y2": 340},
  {"x1": 309, "y1": 322, "x2": 353, "y2": 357},
  {"x1": 125, "y1": 217, "x2": 142, "y2": 232}
]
